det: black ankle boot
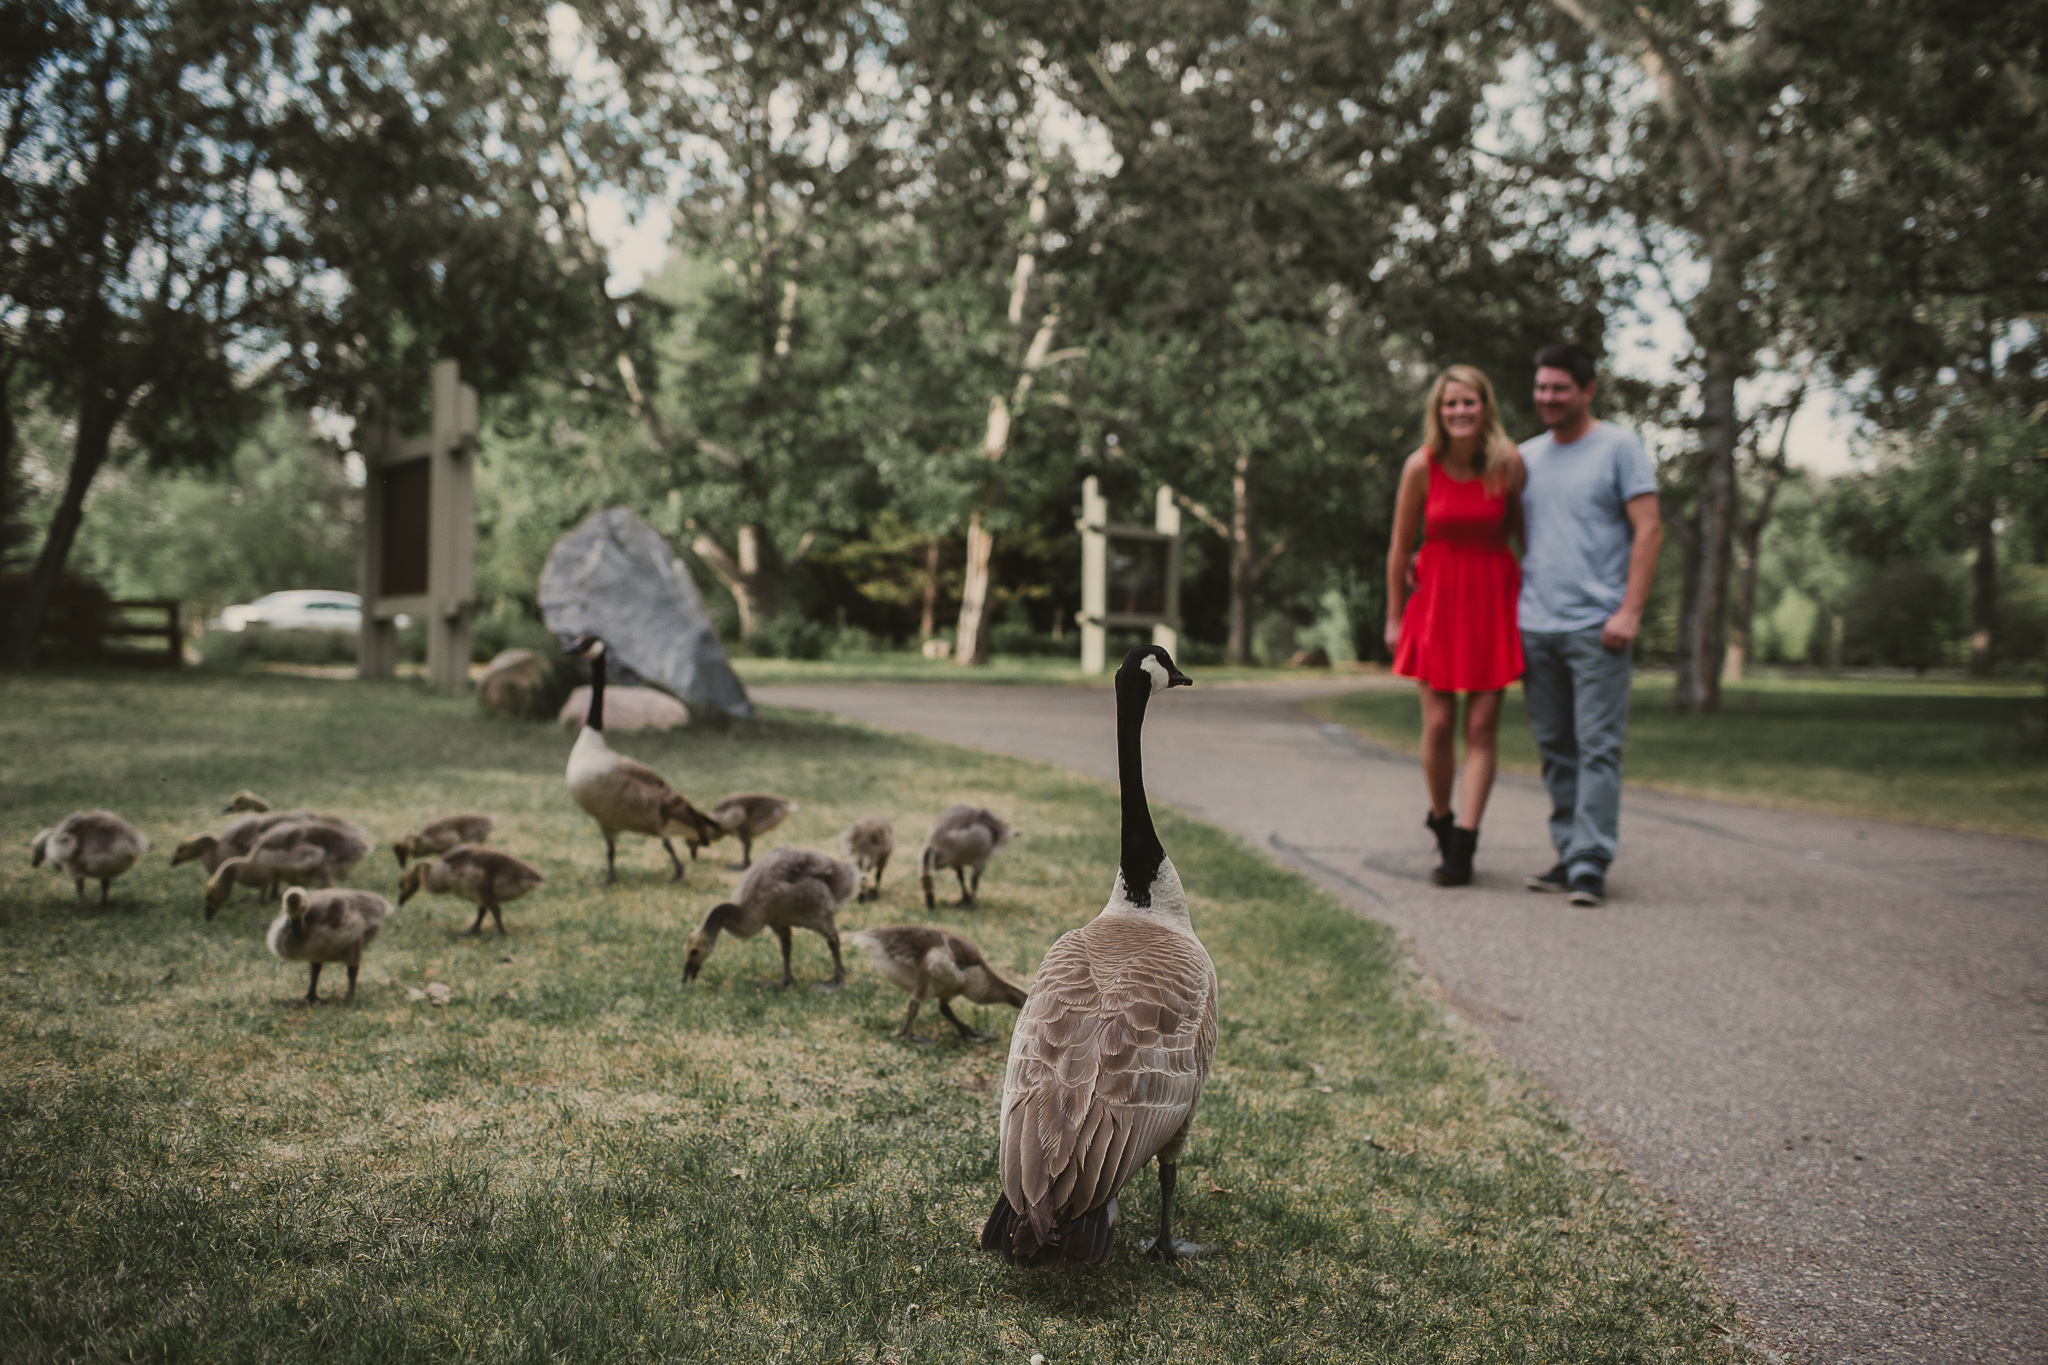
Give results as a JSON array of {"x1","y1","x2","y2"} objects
[
  {"x1": 1424, "y1": 810, "x2": 1456, "y2": 864},
  {"x1": 1432, "y1": 826, "x2": 1478, "y2": 887}
]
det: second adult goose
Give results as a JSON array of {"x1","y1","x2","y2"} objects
[
  {"x1": 981, "y1": 644, "x2": 1212, "y2": 1270},
  {"x1": 561, "y1": 635, "x2": 721, "y2": 883}
]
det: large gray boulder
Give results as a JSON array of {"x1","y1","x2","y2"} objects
[{"x1": 539, "y1": 508, "x2": 753, "y2": 722}]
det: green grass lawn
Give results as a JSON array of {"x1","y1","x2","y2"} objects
[
  {"x1": 2, "y1": 671, "x2": 1757, "y2": 1362},
  {"x1": 1308, "y1": 672, "x2": 2048, "y2": 840}
]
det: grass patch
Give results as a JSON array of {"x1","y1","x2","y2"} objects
[
  {"x1": 1308, "y1": 672, "x2": 2048, "y2": 840},
  {"x1": 2, "y1": 670, "x2": 1755, "y2": 1362}
]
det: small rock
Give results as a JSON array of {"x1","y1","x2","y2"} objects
[
  {"x1": 425, "y1": 982, "x2": 453, "y2": 1005},
  {"x1": 405, "y1": 987, "x2": 427, "y2": 1002},
  {"x1": 478, "y1": 649, "x2": 547, "y2": 718}
]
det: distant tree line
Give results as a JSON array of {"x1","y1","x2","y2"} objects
[{"x1": 4, "y1": 0, "x2": 2044, "y2": 702}]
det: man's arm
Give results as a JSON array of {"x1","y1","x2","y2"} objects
[{"x1": 1602, "y1": 492, "x2": 1663, "y2": 651}]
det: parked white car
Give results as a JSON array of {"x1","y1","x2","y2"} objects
[{"x1": 215, "y1": 590, "x2": 362, "y2": 632}]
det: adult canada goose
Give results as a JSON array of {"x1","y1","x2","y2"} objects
[
  {"x1": 849, "y1": 925, "x2": 1027, "y2": 1044},
  {"x1": 561, "y1": 634, "x2": 721, "y2": 883},
  {"x1": 31, "y1": 811, "x2": 149, "y2": 906},
  {"x1": 682, "y1": 847, "x2": 857, "y2": 990},
  {"x1": 398, "y1": 845, "x2": 545, "y2": 936},
  {"x1": 841, "y1": 816, "x2": 894, "y2": 901},
  {"x1": 392, "y1": 813, "x2": 497, "y2": 869},
  {"x1": 691, "y1": 792, "x2": 798, "y2": 869},
  {"x1": 268, "y1": 887, "x2": 391, "y2": 1004},
  {"x1": 982, "y1": 643, "x2": 1212, "y2": 1270},
  {"x1": 919, "y1": 806, "x2": 1014, "y2": 910},
  {"x1": 201, "y1": 819, "x2": 371, "y2": 918}
]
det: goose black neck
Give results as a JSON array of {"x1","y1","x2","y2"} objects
[
  {"x1": 1117, "y1": 678, "x2": 1164, "y2": 905},
  {"x1": 585, "y1": 648, "x2": 606, "y2": 732}
]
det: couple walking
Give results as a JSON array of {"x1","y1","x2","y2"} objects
[{"x1": 1384, "y1": 345, "x2": 1662, "y2": 905}]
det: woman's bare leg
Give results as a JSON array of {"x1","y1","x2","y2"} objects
[
  {"x1": 1419, "y1": 684, "x2": 1458, "y2": 818},
  {"x1": 1456, "y1": 689, "x2": 1505, "y2": 829}
]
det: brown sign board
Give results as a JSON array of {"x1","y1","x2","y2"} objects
[{"x1": 378, "y1": 458, "x2": 430, "y2": 597}]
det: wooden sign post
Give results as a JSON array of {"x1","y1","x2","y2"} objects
[
  {"x1": 356, "y1": 359, "x2": 479, "y2": 687},
  {"x1": 1078, "y1": 476, "x2": 1182, "y2": 675}
]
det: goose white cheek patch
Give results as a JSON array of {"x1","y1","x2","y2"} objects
[{"x1": 1140, "y1": 655, "x2": 1169, "y2": 694}]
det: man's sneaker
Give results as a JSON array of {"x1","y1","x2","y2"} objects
[
  {"x1": 1525, "y1": 863, "x2": 1570, "y2": 893},
  {"x1": 1567, "y1": 870, "x2": 1606, "y2": 907}
]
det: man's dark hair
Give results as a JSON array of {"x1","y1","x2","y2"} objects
[{"x1": 1535, "y1": 343, "x2": 1598, "y2": 388}]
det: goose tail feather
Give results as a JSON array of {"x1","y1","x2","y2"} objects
[{"x1": 981, "y1": 1195, "x2": 1118, "y2": 1270}]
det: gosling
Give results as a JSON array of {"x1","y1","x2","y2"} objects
[
  {"x1": 268, "y1": 886, "x2": 391, "y2": 1004},
  {"x1": 919, "y1": 805, "x2": 1015, "y2": 910},
  {"x1": 692, "y1": 793, "x2": 798, "y2": 870},
  {"x1": 849, "y1": 925, "x2": 1027, "y2": 1044},
  {"x1": 202, "y1": 820, "x2": 370, "y2": 918},
  {"x1": 841, "y1": 816, "x2": 895, "y2": 902},
  {"x1": 682, "y1": 847, "x2": 856, "y2": 990},
  {"x1": 398, "y1": 845, "x2": 545, "y2": 936},
  {"x1": 31, "y1": 811, "x2": 149, "y2": 907},
  {"x1": 393, "y1": 813, "x2": 497, "y2": 868}
]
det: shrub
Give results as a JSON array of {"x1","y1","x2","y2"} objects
[{"x1": 195, "y1": 627, "x2": 357, "y2": 671}]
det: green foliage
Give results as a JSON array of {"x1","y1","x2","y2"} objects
[{"x1": 59, "y1": 404, "x2": 358, "y2": 610}]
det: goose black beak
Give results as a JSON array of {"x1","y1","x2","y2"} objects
[{"x1": 1168, "y1": 668, "x2": 1193, "y2": 688}]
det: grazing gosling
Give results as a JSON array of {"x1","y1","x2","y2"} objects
[
  {"x1": 683, "y1": 847, "x2": 856, "y2": 990},
  {"x1": 920, "y1": 805, "x2": 1015, "y2": 910},
  {"x1": 849, "y1": 925, "x2": 1027, "y2": 1044},
  {"x1": 841, "y1": 816, "x2": 895, "y2": 902},
  {"x1": 398, "y1": 845, "x2": 544, "y2": 936},
  {"x1": 202, "y1": 820, "x2": 371, "y2": 918},
  {"x1": 392, "y1": 813, "x2": 497, "y2": 868},
  {"x1": 692, "y1": 792, "x2": 798, "y2": 870},
  {"x1": 31, "y1": 811, "x2": 149, "y2": 907},
  {"x1": 223, "y1": 790, "x2": 272, "y2": 813},
  {"x1": 268, "y1": 887, "x2": 391, "y2": 1004}
]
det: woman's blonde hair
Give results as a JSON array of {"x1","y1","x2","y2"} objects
[{"x1": 1421, "y1": 364, "x2": 1522, "y2": 496}]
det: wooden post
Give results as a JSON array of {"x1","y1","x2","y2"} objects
[
  {"x1": 1077, "y1": 477, "x2": 1181, "y2": 675},
  {"x1": 357, "y1": 359, "x2": 479, "y2": 685}
]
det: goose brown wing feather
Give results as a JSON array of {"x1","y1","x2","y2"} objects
[{"x1": 999, "y1": 915, "x2": 1217, "y2": 1234}]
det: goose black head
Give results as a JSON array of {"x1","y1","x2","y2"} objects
[
  {"x1": 1115, "y1": 644, "x2": 1193, "y2": 696},
  {"x1": 563, "y1": 633, "x2": 605, "y2": 659}
]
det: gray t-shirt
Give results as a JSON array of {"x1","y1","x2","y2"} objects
[{"x1": 1518, "y1": 422, "x2": 1659, "y2": 634}]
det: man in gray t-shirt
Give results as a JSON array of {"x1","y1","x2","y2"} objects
[{"x1": 1516, "y1": 345, "x2": 1663, "y2": 906}]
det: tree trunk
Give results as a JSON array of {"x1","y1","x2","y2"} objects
[
  {"x1": 1678, "y1": 344, "x2": 1742, "y2": 714},
  {"x1": 1725, "y1": 466, "x2": 1784, "y2": 686},
  {"x1": 692, "y1": 524, "x2": 782, "y2": 640},
  {"x1": 1670, "y1": 506, "x2": 1703, "y2": 709},
  {"x1": 955, "y1": 514, "x2": 996, "y2": 666},
  {"x1": 0, "y1": 356, "x2": 18, "y2": 571},
  {"x1": 1225, "y1": 447, "x2": 1254, "y2": 666},
  {"x1": 1970, "y1": 516, "x2": 1996, "y2": 676},
  {"x1": 6, "y1": 394, "x2": 120, "y2": 668},
  {"x1": 919, "y1": 537, "x2": 941, "y2": 639}
]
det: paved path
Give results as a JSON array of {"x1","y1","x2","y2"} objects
[{"x1": 755, "y1": 678, "x2": 2047, "y2": 1363}]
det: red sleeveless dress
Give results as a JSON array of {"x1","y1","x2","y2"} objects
[{"x1": 1394, "y1": 457, "x2": 1523, "y2": 692}]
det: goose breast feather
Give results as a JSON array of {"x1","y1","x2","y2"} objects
[{"x1": 998, "y1": 913, "x2": 1218, "y2": 1234}]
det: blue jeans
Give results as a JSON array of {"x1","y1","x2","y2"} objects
[{"x1": 1521, "y1": 628, "x2": 1633, "y2": 876}]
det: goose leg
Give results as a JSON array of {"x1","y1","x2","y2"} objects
[
  {"x1": 661, "y1": 837, "x2": 686, "y2": 883},
  {"x1": 1141, "y1": 1161, "x2": 1215, "y2": 1261},
  {"x1": 72, "y1": 877, "x2": 86, "y2": 907},
  {"x1": 899, "y1": 987, "x2": 933, "y2": 1045},
  {"x1": 490, "y1": 903, "x2": 506, "y2": 936},
  {"x1": 604, "y1": 837, "x2": 618, "y2": 885},
  {"x1": 467, "y1": 906, "x2": 489, "y2": 935},
  {"x1": 100, "y1": 878, "x2": 111, "y2": 906},
  {"x1": 874, "y1": 850, "x2": 888, "y2": 897},
  {"x1": 955, "y1": 866, "x2": 971, "y2": 907},
  {"x1": 815, "y1": 930, "x2": 844, "y2": 992},
  {"x1": 306, "y1": 962, "x2": 323, "y2": 1005},
  {"x1": 939, "y1": 999, "x2": 993, "y2": 1043},
  {"x1": 345, "y1": 962, "x2": 360, "y2": 1003},
  {"x1": 772, "y1": 925, "x2": 796, "y2": 988},
  {"x1": 727, "y1": 833, "x2": 752, "y2": 872},
  {"x1": 969, "y1": 865, "x2": 984, "y2": 904}
]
